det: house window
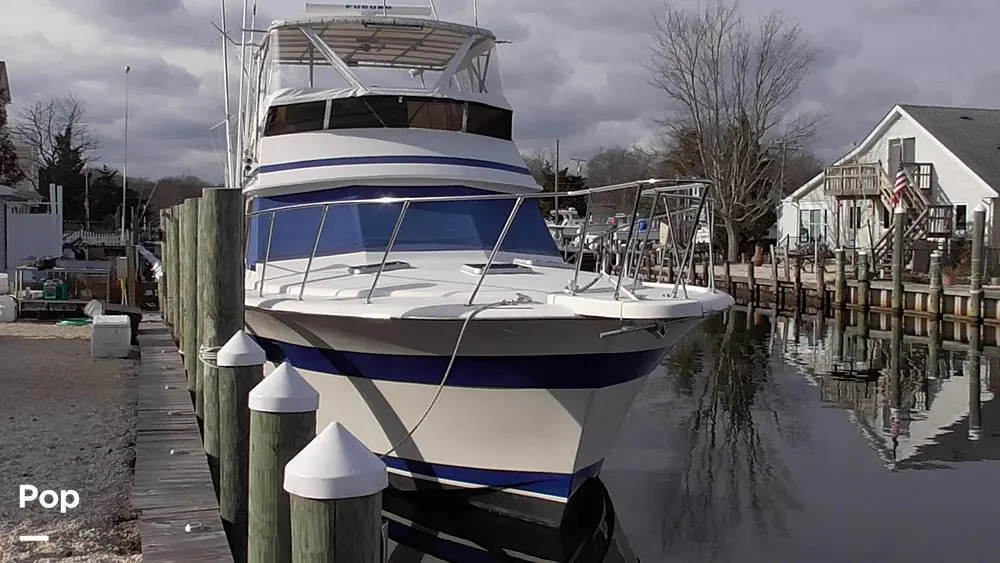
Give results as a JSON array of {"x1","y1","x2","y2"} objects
[
  {"x1": 847, "y1": 204, "x2": 863, "y2": 229},
  {"x1": 955, "y1": 204, "x2": 968, "y2": 232},
  {"x1": 798, "y1": 209, "x2": 827, "y2": 243},
  {"x1": 888, "y1": 137, "x2": 916, "y2": 171}
]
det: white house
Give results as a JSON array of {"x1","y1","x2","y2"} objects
[{"x1": 778, "y1": 104, "x2": 1000, "y2": 262}]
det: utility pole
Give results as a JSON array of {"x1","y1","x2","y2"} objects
[
  {"x1": 121, "y1": 65, "x2": 131, "y2": 243},
  {"x1": 84, "y1": 169, "x2": 91, "y2": 230},
  {"x1": 553, "y1": 138, "x2": 560, "y2": 212}
]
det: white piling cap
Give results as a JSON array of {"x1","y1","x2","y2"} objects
[
  {"x1": 283, "y1": 422, "x2": 388, "y2": 500},
  {"x1": 216, "y1": 330, "x2": 266, "y2": 367},
  {"x1": 893, "y1": 205, "x2": 905, "y2": 214},
  {"x1": 249, "y1": 361, "x2": 319, "y2": 413}
]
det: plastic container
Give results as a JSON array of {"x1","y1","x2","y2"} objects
[
  {"x1": 42, "y1": 279, "x2": 59, "y2": 300},
  {"x1": 91, "y1": 314, "x2": 132, "y2": 358},
  {"x1": 0, "y1": 295, "x2": 16, "y2": 323}
]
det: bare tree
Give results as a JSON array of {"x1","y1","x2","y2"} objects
[
  {"x1": 14, "y1": 95, "x2": 98, "y2": 177},
  {"x1": 585, "y1": 145, "x2": 659, "y2": 211},
  {"x1": 647, "y1": 0, "x2": 823, "y2": 261}
]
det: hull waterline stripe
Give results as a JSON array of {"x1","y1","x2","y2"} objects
[
  {"x1": 256, "y1": 155, "x2": 533, "y2": 176},
  {"x1": 383, "y1": 455, "x2": 605, "y2": 499},
  {"x1": 253, "y1": 335, "x2": 668, "y2": 389}
]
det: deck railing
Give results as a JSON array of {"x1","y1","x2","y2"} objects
[{"x1": 246, "y1": 179, "x2": 714, "y2": 305}]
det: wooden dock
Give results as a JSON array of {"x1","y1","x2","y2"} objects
[{"x1": 134, "y1": 314, "x2": 233, "y2": 562}]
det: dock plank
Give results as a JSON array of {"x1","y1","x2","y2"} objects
[{"x1": 134, "y1": 314, "x2": 233, "y2": 562}]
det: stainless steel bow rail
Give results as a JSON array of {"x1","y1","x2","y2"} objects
[{"x1": 246, "y1": 178, "x2": 714, "y2": 305}]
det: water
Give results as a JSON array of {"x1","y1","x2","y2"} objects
[{"x1": 387, "y1": 309, "x2": 1000, "y2": 561}]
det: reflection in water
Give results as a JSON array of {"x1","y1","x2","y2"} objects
[
  {"x1": 658, "y1": 308, "x2": 805, "y2": 560},
  {"x1": 611, "y1": 307, "x2": 1000, "y2": 562},
  {"x1": 384, "y1": 478, "x2": 637, "y2": 562},
  {"x1": 775, "y1": 310, "x2": 1000, "y2": 472}
]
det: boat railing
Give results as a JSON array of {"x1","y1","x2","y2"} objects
[{"x1": 247, "y1": 178, "x2": 714, "y2": 305}]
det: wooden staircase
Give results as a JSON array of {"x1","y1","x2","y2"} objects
[{"x1": 870, "y1": 170, "x2": 952, "y2": 265}]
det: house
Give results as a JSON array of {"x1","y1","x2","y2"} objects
[
  {"x1": 0, "y1": 61, "x2": 39, "y2": 195},
  {"x1": 778, "y1": 104, "x2": 1000, "y2": 266},
  {"x1": 1, "y1": 61, "x2": 62, "y2": 274}
]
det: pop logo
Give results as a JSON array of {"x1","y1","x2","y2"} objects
[{"x1": 19, "y1": 485, "x2": 80, "y2": 513}]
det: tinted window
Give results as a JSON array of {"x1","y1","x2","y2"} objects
[
  {"x1": 466, "y1": 102, "x2": 512, "y2": 140},
  {"x1": 263, "y1": 101, "x2": 326, "y2": 136},
  {"x1": 263, "y1": 95, "x2": 512, "y2": 140},
  {"x1": 406, "y1": 98, "x2": 464, "y2": 131}
]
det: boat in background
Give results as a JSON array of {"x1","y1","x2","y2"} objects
[{"x1": 233, "y1": 0, "x2": 733, "y2": 524}]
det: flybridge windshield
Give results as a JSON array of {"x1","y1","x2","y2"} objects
[{"x1": 263, "y1": 95, "x2": 512, "y2": 139}]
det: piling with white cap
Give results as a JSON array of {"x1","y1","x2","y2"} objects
[
  {"x1": 285, "y1": 422, "x2": 387, "y2": 563},
  {"x1": 216, "y1": 329, "x2": 266, "y2": 562},
  {"x1": 248, "y1": 361, "x2": 319, "y2": 563},
  {"x1": 970, "y1": 203, "x2": 987, "y2": 323}
]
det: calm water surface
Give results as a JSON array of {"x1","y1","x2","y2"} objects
[
  {"x1": 605, "y1": 309, "x2": 1000, "y2": 562},
  {"x1": 386, "y1": 309, "x2": 1000, "y2": 561}
]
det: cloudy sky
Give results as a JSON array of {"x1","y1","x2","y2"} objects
[{"x1": 1, "y1": 0, "x2": 997, "y2": 183}]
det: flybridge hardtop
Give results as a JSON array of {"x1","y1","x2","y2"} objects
[{"x1": 239, "y1": 1, "x2": 517, "y2": 190}]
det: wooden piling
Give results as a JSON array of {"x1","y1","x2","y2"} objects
[
  {"x1": 857, "y1": 251, "x2": 870, "y2": 312},
  {"x1": 158, "y1": 209, "x2": 167, "y2": 317},
  {"x1": 815, "y1": 256, "x2": 826, "y2": 314},
  {"x1": 198, "y1": 187, "x2": 247, "y2": 498},
  {"x1": 182, "y1": 198, "x2": 202, "y2": 414},
  {"x1": 167, "y1": 204, "x2": 181, "y2": 335},
  {"x1": 701, "y1": 257, "x2": 709, "y2": 287},
  {"x1": 746, "y1": 262, "x2": 756, "y2": 305},
  {"x1": 928, "y1": 250, "x2": 942, "y2": 318},
  {"x1": 970, "y1": 204, "x2": 986, "y2": 323},
  {"x1": 834, "y1": 248, "x2": 846, "y2": 310},
  {"x1": 723, "y1": 261, "x2": 732, "y2": 291},
  {"x1": 793, "y1": 255, "x2": 802, "y2": 309},
  {"x1": 249, "y1": 362, "x2": 319, "y2": 563},
  {"x1": 217, "y1": 331, "x2": 267, "y2": 562},
  {"x1": 285, "y1": 422, "x2": 387, "y2": 563},
  {"x1": 891, "y1": 206, "x2": 905, "y2": 316}
]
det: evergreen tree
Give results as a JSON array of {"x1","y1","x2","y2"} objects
[
  {"x1": 40, "y1": 124, "x2": 86, "y2": 213},
  {"x1": 0, "y1": 104, "x2": 25, "y2": 188}
]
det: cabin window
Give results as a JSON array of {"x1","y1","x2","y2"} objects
[
  {"x1": 466, "y1": 102, "x2": 513, "y2": 140},
  {"x1": 263, "y1": 95, "x2": 513, "y2": 140},
  {"x1": 406, "y1": 99, "x2": 465, "y2": 131},
  {"x1": 263, "y1": 101, "x2": 327, "y2": 136}
]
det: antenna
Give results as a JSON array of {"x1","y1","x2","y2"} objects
[
  {"x1": 473, "y1": 0, "x2": 478, "y2": 26},
  {"x1": 218, "y1": 0, "x2": 235, "y2": 189}
]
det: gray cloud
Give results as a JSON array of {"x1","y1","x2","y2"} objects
[{"x1": 1, "y1": 0, "x2": 998, "y2": 183}]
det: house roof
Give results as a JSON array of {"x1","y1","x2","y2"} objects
[
  {"x1": 899, "y1": 104, "x2": 1000, "y2": 193},
  {"x1": 786, "y1": 103, "x2": 1000, "y2": 202},
  {"x1": 0, "y1": 61, "x2": 9, "y2": 105}
]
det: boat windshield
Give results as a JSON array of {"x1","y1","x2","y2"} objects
[{"x1": 246, "y1": 186, "x2": 560, "y2": 264}]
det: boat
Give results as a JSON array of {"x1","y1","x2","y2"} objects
[
  {"x1": 384, "y1": 477, "x2": 638, "y2": 561},
  {"x1": 235, "y1": 0, "x2": 734, "y2": 524}
]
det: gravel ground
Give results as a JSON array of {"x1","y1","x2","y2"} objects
[{"x1": 0, "y1": 322, "x2": 140, "y2": 562}]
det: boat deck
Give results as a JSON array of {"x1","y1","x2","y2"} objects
[{"x1": 247, "y1": 253, "x2": 731, "y2": 320}]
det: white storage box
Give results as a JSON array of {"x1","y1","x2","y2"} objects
[{"x1": 91, "y1": 314, "x2": 132, "y2": 358}]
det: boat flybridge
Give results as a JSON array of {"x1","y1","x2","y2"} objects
[{"x1": 237, "y1": 0, "x2": 734, "y2": 524}]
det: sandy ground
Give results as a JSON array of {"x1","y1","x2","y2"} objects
[{"x1": 0, "y1": 322, "x2": 141, "y2": 562}]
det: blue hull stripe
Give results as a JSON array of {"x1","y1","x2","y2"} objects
[
  {"x1": 254, "y1": 336, "x2": 667, "y2": 390},
  {"x1": 384, "y1": 455, "x2": 604, "y2": 499},
  {"x1": 257, "y1": 155, "x2": 533, "y2": 176}
]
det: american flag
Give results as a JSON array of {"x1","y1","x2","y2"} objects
[{"x1": 892, "y1": 161, "x2": 909, "y2": 209}]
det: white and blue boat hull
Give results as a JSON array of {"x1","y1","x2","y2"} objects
[{"x1": 245, "y1": 307, "x2": 702, "y2": 522}]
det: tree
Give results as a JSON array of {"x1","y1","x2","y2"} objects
[
  {"x1": 521, "y1": 150, "x2": 588, "y2": 218},
  {"x1": 0, "y1": 104, "x2": 25, "y2": 188},
  {"x1": 585, "y1": 145, "x2": 659, "y2": 211},
  {"x1": 14, "y1": 95, "x2": 97, "y2": 196},
  {"x1": 647, "y1": 0, "x2": 823, "y2": 261}
]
